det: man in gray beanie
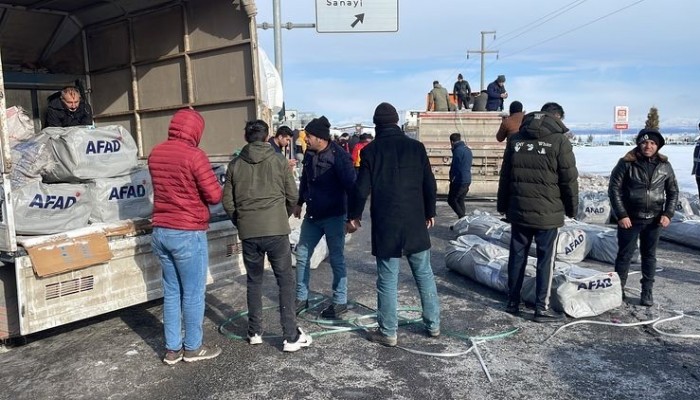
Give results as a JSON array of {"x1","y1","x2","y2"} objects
[
  {"x1": 609, "y1": 124, "x2": 678, "y2": 306},
  {"x1": 293, "y1": 115, "x2": 356, "y2": 319},
  {"x1": 348, "y1": 102, "x2": 441, "y2": 347}
]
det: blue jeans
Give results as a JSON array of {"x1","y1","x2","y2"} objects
[
  {"x1": 376, "y1": 250, "x2": 440, "y2": 337},
  {"x1": 151, "y1": 227, "x2": 208, "y2": 352},
  {"x1": 295, "y1": 215, "x2": 347, "y2": 304}
]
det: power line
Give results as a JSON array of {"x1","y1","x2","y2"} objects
[
  {"x1": 491, "y1": 0, "x2": 588, "y2": 49},
  {"x1": 501, "y1": 0, "x2": 647, "y2": 59}
]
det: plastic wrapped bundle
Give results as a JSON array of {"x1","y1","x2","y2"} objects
[
  {"x1": 42, "y1": 125, "x2": 138, "y2": 182},
  {"x1": 11, "y1": 181, "x2": 91, "y2": 235},
  {"x1": 446, "y1": 235, "x2": 532, "y2": 294},
  {"x1": 576, "y1": 190, "x2": 611, "y2": 224},
  {"x1": 446, "y1": 235, "x2": 622, "y2": 318},
  {"x1": 10, "y1": 134, "x2": 53, "y2": 189},
  {"x1": 454, "y1": 210, "x2": 589, "y2": 263},
  {"x1": 661, "y1": 213, "x2": 700, "y2": 250},
  {"x1": 565, "y1": 218, "x2": 639, "y2": 265},
  {"x1": 88, "y1": 167, "x2": 153, "y2": 223}
]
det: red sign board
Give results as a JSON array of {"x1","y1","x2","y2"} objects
[{"x1": 614, "y1": 123, "x2": 629, "y2": 130}]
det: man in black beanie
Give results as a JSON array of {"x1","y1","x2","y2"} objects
[
  {"x1": 609, "y1": 126, "x2": 679, "y2": 306},
  {"x1": 293, "y1": 115, "x2": 356, "y2": 319},
  {"x1": 348, "y1": 102, "x2": 441, "y2": 347}
]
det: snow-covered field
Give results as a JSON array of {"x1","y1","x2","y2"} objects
[{"x1": 574, "y1": 144, "x2": 697, "y2": 194}]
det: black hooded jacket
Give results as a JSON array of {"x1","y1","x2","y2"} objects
[{"x1": 497, "y1": 111, "x2": 579, "y2": 229}]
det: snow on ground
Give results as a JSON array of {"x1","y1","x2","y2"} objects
[{"x1": 574, "y1": 144, "x2": 697, "y2": 194}]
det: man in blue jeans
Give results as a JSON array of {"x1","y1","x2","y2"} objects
[
  {"x1": 223, "y1": 119, "x2": 312, "y2": 352},
  {"x1": 293, "y1": 116, "x2": 356, "y2": 319},
  {"x1": 148, "y1": 109, "x2": 223, "y2": 364},
  {"x1": 348, "y1": 102, "x2": 441, "y2": 346}
]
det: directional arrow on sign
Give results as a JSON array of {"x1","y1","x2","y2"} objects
[{"x1": 351, "y1": 13, "x2": 364, "y2": 28}]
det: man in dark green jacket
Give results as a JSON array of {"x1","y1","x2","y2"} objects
[
  {"x1": 222, "y1": 119, "x2": 312, "y2": 353},
  {"x1": 497, "y1": 102, "x2": 578, "y2": 322}
]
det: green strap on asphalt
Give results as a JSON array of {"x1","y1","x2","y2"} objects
[{"x1": 218, "y1": 296, "x2": 519, "y2": 343}]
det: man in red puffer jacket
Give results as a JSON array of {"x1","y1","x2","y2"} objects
[{"x1": 148, "y1": 108, "x2": 223, "y2": 365}]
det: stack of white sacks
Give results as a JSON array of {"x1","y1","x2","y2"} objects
[
  {"x1": 6, "y1": 106, "x2": 152, "y2": 235},
  {"x1": 447, "y1": 181, "x2": 700, "y2": 318}
]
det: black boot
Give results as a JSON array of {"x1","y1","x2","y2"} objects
[{"x1": 640, "y1": 289, "x2": 653, "y2": 307}]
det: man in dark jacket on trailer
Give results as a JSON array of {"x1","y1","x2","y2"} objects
[
  {"x1": 608, "y1": 124, "x2": 678, "y2": 306},
  {"x1": 497, "y1": 102, "x2": 578, "y2": 322}
]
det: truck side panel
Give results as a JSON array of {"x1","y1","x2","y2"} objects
[{"x1": 12, "y1": 221, "x2": 243, "y2": 337}]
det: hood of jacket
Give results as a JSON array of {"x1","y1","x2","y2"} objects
[
  {"x1": 238, "y1": 141, "x2": 277, "y2": 164},
  {"x1": 520, "y1": 111, "x2": 569, "y2": 140},
  {"x1": 168, "y1": 109, "x2": 205, "y2": 146}
]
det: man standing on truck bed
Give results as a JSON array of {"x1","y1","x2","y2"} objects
[
  {"x1": 453, "y1": 74, "x2": 472, "y2": 111},
  {"x1": 148, "y1": 108, "x2": 223, "y2": 364},
  {"x1": 428, "y1": 81, "x2": 451, "y2": 112},
  {"x1": 486, "y1": 75, "x2": 508, "y2": 112},
  {"x1": 44, "y1": 86, "x2": 93, "y2": 127},
  {"x1": 222, "y1": 119, "x2": 312, "y2": 353}
]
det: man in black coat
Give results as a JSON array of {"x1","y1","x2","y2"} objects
[
  {"x1": 497, "y1": 102, "x2": 578, "y2": 323},
  {"x1": 348, "y1": 102, "x2": 440, "y2": 347},
  {"x1": 45, "y1": 86, "x2": 93, "y2": 128},
  {"x1": 608, "y1": 127, "x2": 678, "y2": 306}
]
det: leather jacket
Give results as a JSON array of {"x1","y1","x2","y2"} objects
[{"x1": 608, "y1": 149, "x2": 679, "y2": 221}]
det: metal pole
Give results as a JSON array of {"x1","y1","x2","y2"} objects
[
  {"x1": 467, "y1": 31, "x2": 498, "y2": 91},
  {"x1": 273, "y1": 0, "x2": 283, "y2": 83},
  {"x1": 480, "y1": 32, "x2": 486, "y2": 91}
]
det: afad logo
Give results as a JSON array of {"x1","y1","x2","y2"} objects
[
  {"x1": 108, "y1": 182, "x2": 147, "y2": 200},
  {"x1": 563, "y1": 234, "x2": 585, "y2": 255},
  {"x1": 29, "y1": 192, "x2": 81, "y2": 209},
  {"x1": 86, "y1": 139, "x2": 121, "y2": 154},
  {"x1": 577, "y1": 276, "x2": 613, "y2": 291}
]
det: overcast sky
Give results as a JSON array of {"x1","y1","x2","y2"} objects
[{"x1": 253, "y1": 0, "x2": 700, "y2": 131}]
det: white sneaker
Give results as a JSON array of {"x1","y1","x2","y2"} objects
[
  {"x1": 282, "y1": 327, "x2": 312, "y2": 352},
  {"x1": 248, "y1": 333, "x2": 263, "y2": 345}
]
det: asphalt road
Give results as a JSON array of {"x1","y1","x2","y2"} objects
[{"x1": 1, "y1": 200, "x2": 699, "y2": 400}]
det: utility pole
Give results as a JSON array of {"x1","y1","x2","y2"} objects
[
  {"x1": 467, "y1": 31, "x2": 498, "y2": 91},
  {"x1": 257, "y1": 0, "x2": 315, "y2": 85}
]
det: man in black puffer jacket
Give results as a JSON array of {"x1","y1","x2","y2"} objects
[
  {"x1": 497, "y1": 102, "x2": 578, "y2": 323},
  {"x1": 608, "y1": 128, "x2": 678, "y2": 307}
]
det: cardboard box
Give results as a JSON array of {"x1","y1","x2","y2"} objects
[{"x1": 24, "y1": 233, "x2": 113, "y2": 277}]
